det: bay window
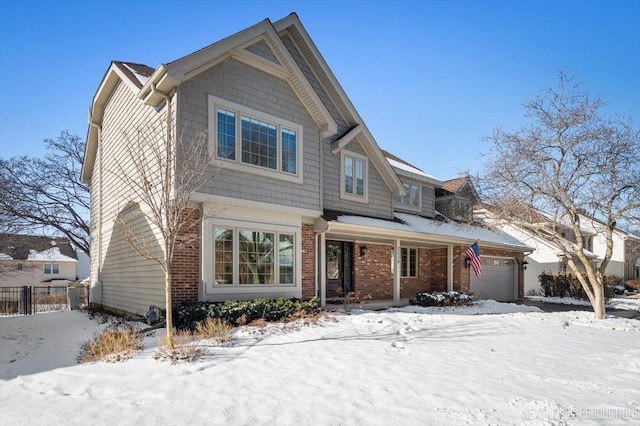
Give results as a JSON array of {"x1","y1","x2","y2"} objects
[{"x1": 213, "y1": 226, "x2": 296, "y2": 286}]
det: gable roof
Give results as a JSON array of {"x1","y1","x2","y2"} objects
[
  {"x1": 83, "y1": 14, "x2": 406, "y2": 196},
  {"x1": 0, "y1": 234, "x2": 78, "y2": 261},
  {"x1": 112, "y1": 61, "x2": 154, "y2": 89},
  {"x1": 381, "y1": 149, "x2": 443, "y2": 187},
  {"x1": 83, "y1": 16, "x2": 338, "y2": 183},
  {"x1": 273, "y1": 14, "x2": 405, "y2": 196}
]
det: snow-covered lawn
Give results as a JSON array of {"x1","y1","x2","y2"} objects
[
  {"x1": 1, "y1": 301, "x2": 639, "y2": 425},
  {"x1": 527, "y1": 295, "x2": 640, "y2": 312}
]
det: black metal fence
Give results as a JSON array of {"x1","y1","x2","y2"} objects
[{"x1": 0, "y1": 285, "x2": 89, "y2": 316}]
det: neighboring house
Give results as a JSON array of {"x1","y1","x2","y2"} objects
[
  {"x1": 576, "y1": 215, "x2": 640, "y2": 282},
  {"x1": 82, "y1": 14, "x2": 531, "y2": 316},
  {"x1": 473, "y1": 204, "x2": 639, "y2": 294},
  {"x1": 0, "y1": 234, "x2": 80, "y2": 288},
  {"x1": 435, "y1": 176, "x2": 481, "y2": 222}
]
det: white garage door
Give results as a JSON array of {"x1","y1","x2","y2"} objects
[{"x1": 470, "y1": 257, "x2": 516, "y2": 301}]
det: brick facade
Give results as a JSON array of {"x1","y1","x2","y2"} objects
[
  {"x1": 301, "y1": 224, "x2": 316, "y2": 299},
  {"x1": 171, "y1": 208, "x2": 201, "y2": 305},
  {"x1": 354, "y1": 243, "x2": 393, "y2": 299}
]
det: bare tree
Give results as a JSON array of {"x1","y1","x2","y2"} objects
[
  {"x1": 115, "y1": 104, "x2": 215, "y2": 348},
  {"x1": 477, "y1": 71, "x2": 640, "y2": 319},
  {"x1": 0, "y1": 132, "x2": 90, "y2": 255}
]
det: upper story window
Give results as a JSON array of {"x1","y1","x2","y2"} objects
[
  {"x1": 394, "y1": 183, "x2": 421, "y2": 210},
  {"x1": 340, "y1": 150, "x2": 368, "y2": 203},
  {"x1": 44, "y1": 263, "x2": 59, "y2": 274},
  {"x1": 209, "y1": 95, "x2": 303, "y2": 184}
]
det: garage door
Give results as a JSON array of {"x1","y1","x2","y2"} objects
[{"x1": 470, "y1": 257, "x2": 516, "y2": 301}]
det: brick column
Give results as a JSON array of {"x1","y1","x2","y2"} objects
[
  {"x1": 171, "y1": 208, "x2": 200, "y2": 305},
  {"x1": 301, "y1": 224, "x2": 316, "y2": 299}
]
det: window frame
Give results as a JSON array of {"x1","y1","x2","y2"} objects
[
  {"x1": 400, "y1": 247, "x2": 418, "y2": 278},
  {"x1": 208, "y1": 95, "x2": 304, "y2": 184},
  {"x1": 340, "y1": 150, "x2": 369, "y2": 203},
  {"x1": 394, "y1": 182, "x2": 422, "y2": 212},
  {"x1": 211, "y1": 224, "x2": 297, "y2": 288},
  {"x1": 44, "y1": 263, "x2": 60, "y2": 275}
]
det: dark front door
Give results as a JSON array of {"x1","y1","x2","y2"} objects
[{"x1": 326, "y1": 240, "x2": 354, "y2": 299}]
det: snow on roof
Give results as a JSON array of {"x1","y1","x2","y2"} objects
[
  {"x1": 0, "y1": 253, "x2": 13, "y2": 260},
  {"x1": 27, "y1": 247, "x2": 77, "y2": 262},
  {"x1": 385, "y1": 157, "x2": 441, "y2": 183},
  {"x1": 334, "y1": 212, "x2": 531, "y2": 250},
  {"x1": 121, "y1": 63, "x2": 150, "y2": 87}
]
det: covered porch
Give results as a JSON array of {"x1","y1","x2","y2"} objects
[{"x1": 314, "y1": 211, "x2": 531, "y2": 307}]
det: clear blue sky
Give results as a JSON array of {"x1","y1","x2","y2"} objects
[{"x1": 1, "y1": 0, "x2": 638, "y2": 181}]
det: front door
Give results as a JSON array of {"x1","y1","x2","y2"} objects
[{"x1": 326, "y1": 240, "x2": 354, "y2": 299}]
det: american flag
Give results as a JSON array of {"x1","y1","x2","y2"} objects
[{"x1": 465, "y1": 242, "x2": 482, "y2": 276}]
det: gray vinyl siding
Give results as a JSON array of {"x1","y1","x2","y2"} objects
[
  {"x1": 245, "y1": 39, "x2": 279, "y2": 64},
  {"x1": 392, "y1": 180, "x2": 436, "y2": 218},
  {"x1": 323, "y1": 138, "x2": 394, "y2": 219},
  {"x1": 93, "y1": 80, "x2": 166, "y2": 315},
  {"x1": 421, "y1": 184, "x2": 436, "y2": 217},
  {"x1": 177, "y1": 58, "x2": 321, "y2": 211},
  {"x1": 280, "y1": 34, "x2": 349, "y2": 135}
]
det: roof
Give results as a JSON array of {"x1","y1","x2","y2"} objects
[
  {"x1": 442, "y1": 176, "x2": 469, "y2": 193},
  {"x1": 112, "y1": 61, "x2": 154, "y2": 89},
  {"x1": 322, "y1": 212, "x2": 531, "y2": 251},
  {"x1": 381, "y1": 150, "x2": 443, "y2": 186},
  {"x1": 84, "y1": 15, "x2": 405, "y2": 196},
  {"x1": 0, "y1": 234, "x2": 78, "y2": 261}
]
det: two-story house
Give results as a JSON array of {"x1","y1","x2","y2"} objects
[
  {"x1": 82, "y1": 14, "x2": 531, "y2": 316},
  {"x1": 0, "y1": 234, "x2": 82, "y2": 288}
]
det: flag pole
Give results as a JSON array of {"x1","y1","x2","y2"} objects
[{"x1": 453, "y1": 240, "x2": 479, "y2": 265}]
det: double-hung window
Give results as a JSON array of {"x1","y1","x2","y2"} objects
[
  {"x1": 44, "y1": 263, "x2": 59, "y2": 274},
  {"x1": 394, "y1": 183, "x2": 421, "y2": 210},
  {"x1": 213, "y1": 226, "x2": 295, "y2": 286},
  {"x1": 400, "y1": 248, "x2": 417, "y2": 278},
  {"x1": 209, "y1": 96, "x2": 303, "y2": 183},
  {"x1": 340, "y1": 151, "x2": 368, "y2": 202}
]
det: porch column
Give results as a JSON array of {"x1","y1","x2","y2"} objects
[
  {"x1": 394, "y1": 239, "x2": 401, "y2": 302},
  {"x1": 447, "y1": 244, "x2": 454, "y2": 292},
  {"x1": 319, "y1": 232, "x2": 327, "y2": 307}
]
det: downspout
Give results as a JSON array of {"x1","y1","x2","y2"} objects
[
  {"x1": 315, "y1": 127, "x2": 326, "y2": 303},
  {"x1": 89, "y1": 116, "x2": 102, "y2": 303}
]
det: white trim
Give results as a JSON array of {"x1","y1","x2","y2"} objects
[
  {"x1": 208, "y1": 95, "x2": 304, "y2": 184},
  {"x1": 201, "y1": 209, "x2": 302, "y2": 300},
  {"x1": 394, "y1": 182, "x2": 422, "y2": 213},
  {"x1": 393, "y1": 240, "x2": 401, "y2": 302},
  {"x1": 319, "y1": 232, "x2": 327, "y2": 307},
  {"x1": 340, "y1": 150, "x2": 369, "y2": 203},
  {"x1": 399, "y1": 247, "x2": 418, "y2": 278},
  {"x1": 447, "y1": 245, "x2": 454, "y2": 291},
  {"x1": 331, "y1": 125, "x2": 361, "y2": 154},
  {"x1": 193, "y1": 192, "x2": 321, "y2": 219}
]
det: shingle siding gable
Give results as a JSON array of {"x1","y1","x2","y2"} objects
[{"x1": 177, "y1": 58, "x2": 321, "y2": 210}]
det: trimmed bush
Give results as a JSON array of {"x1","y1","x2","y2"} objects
[
  {"x1": 410, "y1": 291, "x2": 473, "y2": 307},
  {"x1": 175, "y1": 297, "x2": 320, "y2": 329},
  {"x1": 538, "y1": 272, "x2": 615, "y2": 300}
]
